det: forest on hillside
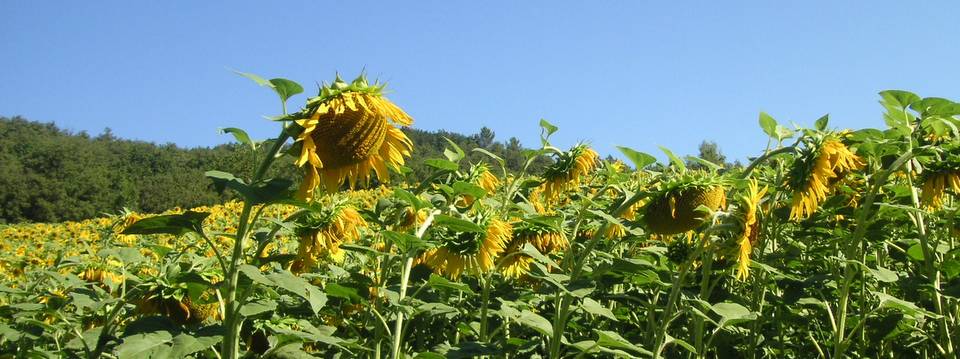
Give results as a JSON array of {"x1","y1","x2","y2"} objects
[{"x1": 0, "y1": 117, "x2": 554, "y2": 223}]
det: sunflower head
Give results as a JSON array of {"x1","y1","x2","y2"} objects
[
  {"x1": 422, "y1": 218, "x2": 511, "y2": 279},
  {"x1": 643, "y1": 172, "x2": 727, "y2": 235},
  {"x1": 291, "y1": 201, "x2": 367, "y2": 273},
  {"x1": 293, "y1": 74, "x2": 414, "y2": 200},
  {"x1": 541, "y1": 144, "x2": 601, "y2": 201},
  {"x1": 787, "y1": 133, "x2": 863, "y2": 220},
  {"x1": 734, "y1": 179, "x2": 768, "y2": 281},
  {"x1": 513, "y1": 216, "x2": 568, "y2": 254},
  {"x1": 920, "y1": 153, "x2": 960, "y2": 209}
]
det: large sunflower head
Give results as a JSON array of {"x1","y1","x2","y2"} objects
[
  {"x1": 919, "y1": 153, "x2": 960, "y2": 209},
  {"x1": 513, "y1": 216, "x2": 568, "y2": 254},
  {"x1": 290, "y1": 201, "x2": 367, "y2": 273},
  {"x1": 643, "y1": 172, "x2": 727, "y2": 235},
  {"x1": 787, "y1": 133, "x2": 863, "y2": 220},
  {"x1": 541, "y1": 144, "x2": 601, "y2": 201},
  {"x1": 422, "y1": 218, "x2": 511, "y2": 279},
  {"x1": 294, "y1": 74, "x2": 414, "y2": 200},
  {"x1": 734, "y1": 179, "x2": 768, "y2": 281}
]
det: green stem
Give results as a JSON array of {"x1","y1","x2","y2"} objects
[{"x1": 391, "y1": 210, "x2": 438, "y2": 359}]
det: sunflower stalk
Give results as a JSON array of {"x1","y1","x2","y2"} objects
[
  {"x1": 831, "y1": 149, "x2": 914, "y2": 359},
  {"x1": 391, "y1": 210, "x2": 438, "y2": 359}
]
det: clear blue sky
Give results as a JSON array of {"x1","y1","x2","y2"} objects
[{"x1": 2, "y1": 1, "x2": 958, "y2": 162}]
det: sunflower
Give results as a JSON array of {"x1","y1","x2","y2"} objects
[
  {"x1": 920, "y1": 154, "x2": 960, "y2": 209},
  {"x1": 644, "y1": 174, "x2": 727, "y2": 235},
  {"x1": 513, "y1": 217, "x2": 568, "y2": 254},
  {"x1": 541, "y1": 144, "x2": 601, "y2": 201},
  {"x1": 787, "y1": 135, "x2": 863, "y2": 220},
  {"x1": 459, "y1": 163, "x2": 501, "y2": 207},
  {"x1": 290, "y1": 203, "x2": 367, "y2": 273},
  {"x1": 422, "y1": 219, "x2": 511, "y2": 279},
  {"x1": 735, "y1": 179, "x2": 768, "y2": 281},
  {"x1": 294, "y1": 74, "x2": 414, "y2": 200},
  {"x1": 498, "y1": 235, "x2": 533, "y2": 279}
]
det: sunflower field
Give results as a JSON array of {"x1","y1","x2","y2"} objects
[{"x1": 1, "y1": 73, "x2": 960, "y2": 359}]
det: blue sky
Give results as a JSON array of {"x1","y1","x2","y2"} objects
[{"x1": 2, "y1": 1, "x2": 958, "y2": 162}]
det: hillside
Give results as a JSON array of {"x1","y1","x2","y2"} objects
[{"x1": 0, "y1": 117, "x2": 546, "y2": 223}]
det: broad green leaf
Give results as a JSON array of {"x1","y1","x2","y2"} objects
[
  {"x1": 879, "y1": 90, "x2": 920, "y2": 110},
  {"x1": 759, "y1": 112, "x2": 777, "y2": 138},
  {"x1": 240, "y1": 298, "x2": 277, "y2": 317},
  {"x1": 220, "y1": 127, "x2": 256, "y2": 151},
  {"x1": 617, "y1": 146, "x2": 656, "y2": 170},
  {"x1": 115, "y1": 331, "x2": 174, "y2": 358},
  {"x1": 539, "y1": 118, "x2": 559, "y2": 140},
  {"x1": 658, "y1": 146, "x2": 686, "y2": 172},
  {"x1": 452, "y1": 181, "x2": 487, "y2": 199},
  {"x1": 517, "y1": 310, "x2": 553, "y2": 338},
  {"x1": 269, "y1": 78, "x2": 304, "y2": 103},
  {"x1": 814, "y1": 114, "x2": 829, "y2": 131},
  {"x1": 711, "y1": 302, "x2": 756, "y2": 327},
  {"x1": 121, "y1": 211, "x2": 209, "y2": 236},
  {"x1": 442, "y1": 137, "x2": 466, "y2": 162},
  {"x1": 581, "y1": 297, "x2": 617, "y2": 321},
  {"x1": 205, "y1": 170, "x2": 292, "y2": 205},
  {"x1": 595, "y1": 330, "x2": 650, "y2": 356},
  {"x1": 424, "y1": 159, "x2": 460, "y2": 171},
  {"x1": 434, "y1": 215, "x2": 484, "y2": 233},
  {"x1": 169, "y1": 331, "x2": 222, "y2": 358},
  {"x1": 427, "y1": 274, "x2": 475, "y2": 294}
]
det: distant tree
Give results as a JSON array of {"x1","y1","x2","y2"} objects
[
  {"x1": 476, "y1": 127, "x2": 495, "y2": 149},
  {"x1": 688, "y1": 140, "x2": 728, "y2": 170}
]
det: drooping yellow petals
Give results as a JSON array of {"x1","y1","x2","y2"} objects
[
  {"x1": 422, "y1": 220, "x2": 511, "y2": 279},
  {"x1": 291, "y1": 207, "x2": 367, "y2": 273},
  {"x1": 295, "y1": 91, "x2": 414, "y2": 200},
  {"x1": 542, "y1": 147, "x2": 601, "y2": 201},
  {"x1": 736, "y1": 179, "x2": 768, "y2": 281},
  {"x1": 789, "y1": 139, "x2": 863, "y2": 220},
  {"x1": 920, "y1": 171, "x2": 960, "y2": 209}
]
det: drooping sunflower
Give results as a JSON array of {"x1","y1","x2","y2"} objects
[
  {"x1": 541, "y1": 144, "x2": 601, "y2": 201},
  {"x1": 422, "y1": 218, "x2": 511, "y2": 279},
  {"x1": 513, "y1": 216, "x2": 568, "y2": 254},
  {"x1": 920, "y1": 153, "x2": 960, "y2": 209},
  {"x1": 458, "y1": 163, "x2": 501, "y2": 207},
  {"x1": 643, "y1": 174, "x2": 727, "y2": 235},
  {"x1": 787, "y1": 134, "x2": 863, "y2": 220},
  {"x1": 290, "y1": 202, "x2": 367, "y2": 273},
  {"x1": 735, "y1": 179, "x2": 768, "y2": 281},
  {"x1": 294, "y1": 74, "x2": 414, "y2": 200}
]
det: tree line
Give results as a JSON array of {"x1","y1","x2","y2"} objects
[{"x1": 0, "y1": 117, "x2": 547, "y2": 223}]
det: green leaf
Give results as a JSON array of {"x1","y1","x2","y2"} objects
[
  {"x1": 205, "y1": 170, "x2": 292, "y2": 205},
  {"x1": 759, "y1": 112, "x2": 778, "y2": 138},
  {"x1": 434, "y1": 215, "x2": 485, "y2": 233},
  {"x1": 115, "y1": 331, "x2": 174, "y2": 358},
  {"x1": 873, "y1": 291, "x2": 926, "y2": 318},
  {"x1": 442, "y1": 137, "x2": 466, "y2": 162},
  {"x1": 325, "y1": 283, "x2": 362, "y2": 303},
  {"x1": 453, "y1": 181, "x2": 487, "y2": 199},
  {"x1": 711, "y1": 302, "x2": 756, "y2": 327},
  {"x1": 234, "y1": 70, "x2": 273, "y2": 87},
  {"x1": 240, "y1": 299, "x2": 277, "y2": 317},
  {"x1": 595, "y1": 330, "x2": 650, "y2": 356},
  {"x1": 169, "y1": 331, "x2": 222, "y2": 358},
  {"x1": 269, "y1": 78, "x2": 304, "y2": 103},
  {"x1": 517, "y1": 310, "x2": 553, "y2": 338},
  {"x1": 427, "y1": 274, "x2": 475, "y2": 294},
  {"x1": 237, "y1": 265, "x2": 273, "y2": 286},
  {"x1": 121, "y1": 211, "x2": 209, "y2": 236},
  {"x1": 616, "y1": 146, "x2": 656, "y2": 170},
  {"x1": 472, "y1": 148, "x2": 505, "y2": 165},
  {"x1": 658, "y1": 146, "x2": 686, "y2": 172},
  {"x1": 424, "y1": 159, "x2": 460, "y2": 171},
  {"x1": 219, "y1": 127, "x2": 256, "y2": 151},
  {"x1": 539, "y1": 118, "x2": 559, "y2": 141},
  {"x1": 814, "y1": 114, "x2": 829, "y2": 131},
  {"x1": 880, "y1": 90, "x2": 920, "y2": 110},
  {"x1": 383, "y1": 230, "x2": 431, "y2": 254},
  {"x1": 580, "y1": 297, "x2": 617, "y2": 321}
]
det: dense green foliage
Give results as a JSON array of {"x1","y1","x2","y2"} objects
[{"x1": 0, "y1": 117, "x2": 545, "y2": 223}]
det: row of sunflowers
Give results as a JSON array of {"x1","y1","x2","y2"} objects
[{"x1": 1, "y1": 74, "x2": 959, "y2": 358}]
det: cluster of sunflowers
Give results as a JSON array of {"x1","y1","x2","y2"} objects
[{"x1": 2, "y1": 80, "x2": 960, "y2": 358}]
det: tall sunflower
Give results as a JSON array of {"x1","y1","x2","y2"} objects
[
  {"x1": 514, "y1": 217, "x2": 568, "y2": 254},
  {"x1": 541, "y1": 144, "x2": 600, "y2": 201},
  {"x1": 787, "y1": 135, "x2": 863, "y2": 220},
  {"x1": 422, "y1": 219, "x2": 511, "y2": 279},
  {"x1": 920, "y1": 154, "x2": 960, "y2": 209},
  {"x1": 290, "y1": 203, "x2": 367, "y2": 273},
  {"x1": 294, "y1": 74, "x2": 414, "y2": 200},
  {"x1": 459, "y1": 163, "x2": 501, "y2": 207},
  {"x1": 735, "y1": 179, "x2": 768, "y2": 281},
  {"x1": 643, "y1": 174, "x2": 727, "y2": 235}
]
